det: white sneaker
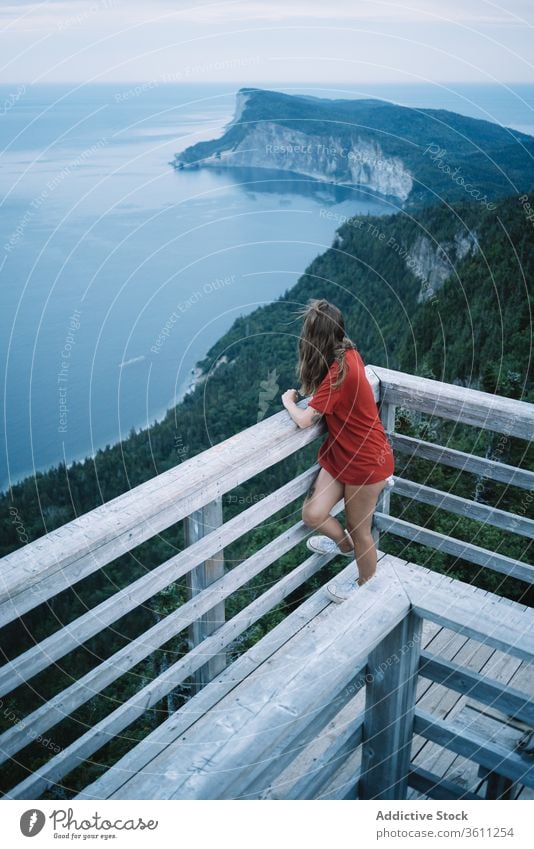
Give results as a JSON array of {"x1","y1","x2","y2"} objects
[
  {"x1": 306, "y1": 535, "x2": 354, "y2": 558},
  {"x1": 325, "y1": 578, "x2": 360, "y2": 603}
]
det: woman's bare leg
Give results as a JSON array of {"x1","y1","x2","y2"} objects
[
  {"x1": 344, "y1": 479, "x2": 388, "y2": 583},
  {"x1": 302, "y1": 468, "x2": 353, "y2": 552}
]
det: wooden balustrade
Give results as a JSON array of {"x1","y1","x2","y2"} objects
[
  {"x1": 74, "y1": 554, "x2": 534, "y2": 801},
  {"x1": 0, "y1": 365, "x2": 532, "y2": 800}
]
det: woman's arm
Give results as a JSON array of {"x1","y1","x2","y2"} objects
[{"x1": 281, "y1": 389, "x2": 323, "y2": 429}]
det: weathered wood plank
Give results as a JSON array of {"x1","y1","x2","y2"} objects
[
  {"x1": 414, "y1": 643, "x2": 524, "y2": 797},
  {"x1": 408, "y1": 766, "x2": 480, "y2": 800},
  {"x1": 507, "y1": 658, "x2": 534, "y2": 697},
  {"x1": 418, "y1": 651, "x2": 534, "y2": 726},
  {"x1": 185, "y1": 497, "x2": 226, "y2": 689},
  {"x1": 393, "y1": 478, "x2": 534, "y2": 539},
  {"x1": 414, "y1": 708, "x2": 534, "y2": 787},
  {"x1": 374, "y1": 513, "x2": 534, "y2": 584},
  {"x1": 414, "y1": 628, "x2": 495, "y2": 720},
  {"x1": 399, "y1": 623, "x2": 472, "y2": 799},
  {"x1": 466, "y1": 706, "x2": 527, "y2": 799},
  {"x1": 262, "y1": 698, "x2": 365, "y2": 800},
  {"x1": 169, "y1": 560, "x2": 409, "y2": 801},
  {"x1": 462, "y1": 703, "x2": 532, "y2": 750},
  {"x1": 359, "y1": 611, "x2": 423, "y2": 800},
  {"x1": 410, "y1": 630, "x2": 479, "y2": 770},
  {"x1": 399, "y1": 560, "x2": 534, "y2": 660},
  {"x1": 416, "y1": 628, "x2": 472, "y2": 704},
  {"x1": 2, "y1": 371, "x2": 376, "y2": 595},
  {"x1": 76, "y1": 549, "x2": 389, "y2": 801},
  {"x1": 74, "y1": 573, "x2": 336, "y2": 799},
  {"x1": 315, "y1": 749, "x2": 362, "y2": 800},
  {"x1": 236, "y1": 668, "x2": 366, "y2": 800},
  {"x1": 373, "y1": 366, "x2": 534, "y2": 439},
  {"x1": 372, "y1": 400, "x2": 396, "y2": 548},
  {"x1": 387, "y1": 555, "x2": 508, "y2": 785},
  {"x1": 0, "y1": 466, "x2": 321, "y2": 695},
  {"x1": 110, "y1": 558, "x2": 408, "y2": 800},
  {"x1": 1, "y1": 513, "x2": 333, "y2": 767},
  {"x1": 7, "y1": 542, "x2": 350, "y2": 800},
  {"x1": 0, "y1": 397, "x2": 330, "y2": 625},
  {"x1": 390, "y1": 433, "x2": 534, "y2": 491},
  {"x1": 407, "y1": 584, "x2": 516, "y2": 787},
  {"x1": 1, "y1": 357, "x2": 369, "y2": 613}
]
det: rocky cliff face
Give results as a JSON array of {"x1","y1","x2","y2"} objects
[
  {"x1": 177, "y1": 122, "x2": 413, "y2": 202},
  {"x1": 411, "y1": 230, "x2": 479, "y2": 302},
  {"x1": 174, "y1": 87, "x2": 534, "y2": 209}
]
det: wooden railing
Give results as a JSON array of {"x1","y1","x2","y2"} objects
[
  {"x1": 76, "y1": 554, "x2": 534, "y2": 801},
  {"x1": 372, "y1": 367, "x2": 534, "y2": 584},
  {"x1": 0, "y1": 366, "x2": 532, "y2": 799}
]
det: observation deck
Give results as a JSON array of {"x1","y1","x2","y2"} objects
[{"x1": 1, "y1": 367, "x2": 533, "y2": 800}]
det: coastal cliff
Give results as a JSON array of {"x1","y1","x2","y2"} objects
[
  {"x1": 174, "y1": 88, "x2": 534, "y2": 207},
  {"x1": 178, "y1": 121, "x2": 414, "y2": 201}
]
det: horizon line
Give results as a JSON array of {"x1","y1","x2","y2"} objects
[{"x1": 2, "y1": 79, "x2": 534, "y2": 87}]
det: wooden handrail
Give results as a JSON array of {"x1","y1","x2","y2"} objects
[
  {"x1": 0, "y1": 507, "x2": 344, "y2": 769},
  {"x1": 7, "y1": 543, "x2": 344, "y2": 800},
  {"x1": 373, "y1": 513, "x2": 534, "y2": 584},
  {"x1": 372, "y1": 366, "x2": 534, "y2": 439},
  {"x1": 0, "y1": 399, "x2": 332, "y2": 626},
  {"x1": 0, "y1": 363, "x2": 527, "y2": 595},
  {"x1": 1, "y1": 365, "x2": 533, "y2": 801},
  {"x1": 390, "y1": 432, "x2": 534, "y2": 490},
  {"x1": 392, "y1": 478, "x2": 534, "y2": 539},
  {"x1": 398, "y1": 559, "x2": 534, "y2": 660},
  {"x1": 3, "y1": 365, "x2": 532, "y2": 617},
  {"x1": 0, "y1": 467, "x2": 319, "y2": 695}
]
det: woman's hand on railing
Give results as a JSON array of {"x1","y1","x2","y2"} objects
[
  {"x1": 281, "y1": 389, "x2": 323, "y2": 429},
  {"x1": 281, "y1": 388, "x2": 299, "y2": 408}
]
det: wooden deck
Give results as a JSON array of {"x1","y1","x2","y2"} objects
[
  {"x1": 75, "y1": 553, "x2": 534, "y2": 801},
  {"x1": 2, "y1": 366, "x2": 532, "y2": 801}
]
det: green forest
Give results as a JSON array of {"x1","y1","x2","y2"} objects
[{"x1": 0, "y1": 189, "x2": 532, "y2": 798}]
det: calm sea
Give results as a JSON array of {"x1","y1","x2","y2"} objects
[{"x1": 1, "y1": 82, "x2": 533, "y2": 488}]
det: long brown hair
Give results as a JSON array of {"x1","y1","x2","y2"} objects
[{"x1": 297, "y1": 299, "x2": 355, "y2": 395}]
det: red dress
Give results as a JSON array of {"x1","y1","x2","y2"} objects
[{"x1": 309, "y1": 348, "x2": 394, "y2": 485}]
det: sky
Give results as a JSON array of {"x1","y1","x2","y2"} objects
[{"x1": 0, "y1": 0, "x2": 533, "y2": 86}]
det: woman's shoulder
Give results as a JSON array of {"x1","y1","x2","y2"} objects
[
  {"x1": 321, "y1": 346, "x2": 361, "y2": 386},
  {"x1": 347, "y1": 346, "x2": 364, "y2": 367}
]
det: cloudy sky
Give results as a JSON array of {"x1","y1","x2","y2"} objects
[{"x1": 0, "y1": 0, "x2": 533, "y2": 85}]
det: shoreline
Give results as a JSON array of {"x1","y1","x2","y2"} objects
[
  {"x1": 2, "y1": 351, "x2": 239, "y2": 494},
  {"x1": 1, "y1": 363, "x2": 207, "y2": 496}
]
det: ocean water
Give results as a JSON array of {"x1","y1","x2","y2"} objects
[{"x1": 1, "y1": 82, "x2": 533, "y2": 488}]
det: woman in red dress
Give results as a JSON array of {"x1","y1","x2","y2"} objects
[{"x1": 281, "y1": 299, "x2": 395, "y2": 602}]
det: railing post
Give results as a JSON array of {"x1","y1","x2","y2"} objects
[
  {"x1": 358, "y1": 610, "x2": 422, "y2": 799},
  {"x1": 372, "y1": 400, "x2": 396, "y2": 548},
  {"x1": 478, "y1": 765, "x2": 515, "y2": 800},
  {"x1": 184, "y1": 497, "x2": 226, "y2": 691}
]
